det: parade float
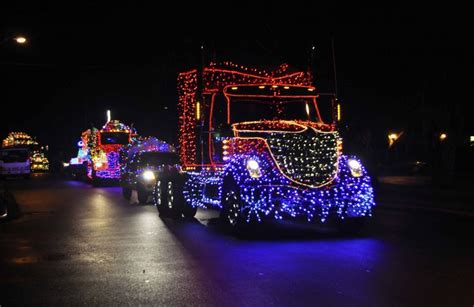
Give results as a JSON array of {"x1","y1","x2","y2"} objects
[
  {"x1": 70, "y1": 114, "x2": 135, "y2": 185},
  {"x1": 120, "y1": 137, "x2": 179, "y2": 204},
  {"x1": 30, "y1": 150, "x2": 49, "y2": 172},
  {"x1": 154, "y1": 62, "x2": 375, "y2": 231}
]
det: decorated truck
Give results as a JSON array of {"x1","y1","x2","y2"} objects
[
  {"x1": 80, "y1": 119, "x2": 134, "y2": 185},
  {"x1": 120, "y1": 137, "x2": 179, "y2": 204},
  {"x1": 154, "y1": 62, "x2": 375, "y2": 231},
  {"x1": 1, "y1": 132, "x2": 49, "y2": 176}
]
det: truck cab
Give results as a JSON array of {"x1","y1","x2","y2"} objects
[
  {"x1": 120, "y1": 137, "x2": 180, "y2": 204},
  {"x1": 157, "y1": 63, "x2": 375, "y2": 230},
  {"x1": 0, "y1": 148, "x2": 31, "y2": 178},
  {"x1": 86, "y1": 120, "x2": 134, "y2": 185}
]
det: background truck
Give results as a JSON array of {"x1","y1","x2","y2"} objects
[
  {"x1": 120, "y1": 137, "x2": 181, "y2": 204},
  {"x1": 81, "y1": 119, "x2": 135, "y2": 185},
  {"x1": 154, "y1": 62, "x2": 375, "y2": 231},
  {"x1": 0, "y1": 148, "x2": 31, "y2": 178}
]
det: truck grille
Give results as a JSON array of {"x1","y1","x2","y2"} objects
[{"x1": 266, "y1": 129, "x2": 339, "y2": 187}]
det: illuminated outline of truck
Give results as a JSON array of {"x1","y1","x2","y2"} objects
[
  {"x1": 159, "y1": 62, "x2": 375, "y2": 230},
  {"x1": 82, "y1": 120, "x2": 134, "y2": 185}
]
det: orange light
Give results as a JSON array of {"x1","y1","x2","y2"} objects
[
  {"x1": 258, "y1": 85, "x2": 265, "y2": 89},
  {"x1": 439, "y1": 133, "x2": 447, "y2": 141},
  {"x1": 272, "y1": 85, "x2": 278, "y2": 89},
  {"x1": 307, "y1": 87, "x2": 315, "y2": 92},
  {"x1": 196, "y1": 101, "x2": 201, "y2": 120},
  {"x1": 284, "y1": 86, "x2": 290, "y2": 89},
  {"x1": 231, "y1": 86, "x2": 238, "y2": 90},
  {"x1": 337, "y1": 104, "x2": 341, "y2": 121}
]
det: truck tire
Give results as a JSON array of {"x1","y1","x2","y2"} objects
[
  {"x1": 91, "y1": 171, "x2": 101, "y2": 187},
  {"x1": 162, "y1": 180, "x2": 182, "y2": 219},
  {"x1": 137, "y1": 188, "x2": 149, "y2": 204},
  {"x1": 154, "y1": 180, "x2": 168, "y2": 216},
  {"x1": 182, "y1": 204, "x2": 197, "y2": 219},
  {"x1": 220, "y1": 177, "x2": 245, "y2": 229},
  {"x1": 122, "y1": 187, "x2": 132, "y2": 200}
]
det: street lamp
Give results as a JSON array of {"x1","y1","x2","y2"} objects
[
  {"x1": 14, "y1": 36, "x2": 27, "y2": 44},
  {"x1": 0, "y1": 34, "x2": 28, "y2": 46}
]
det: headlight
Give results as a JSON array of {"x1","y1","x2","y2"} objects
[
  {"x1": 246, "y1": 159, "x2": 262, "y2": 178},
  {"x1": 95, "y1": 162, "x2": 103, "y2": 168},
  {"x1": 348, "y1": 159, "x2": 363, "y2": 177},
  {"x1": 142, "y1": 170, "x2": 156, "y2": 181}
]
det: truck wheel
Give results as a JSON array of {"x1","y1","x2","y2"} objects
[
  {"x1": 91, "y1": 171, "x2": 101, "y2": 187},
  {"x1": 182, "y1": 204, "x2": 197, "y2": 219},
  {"x1": 220, "y1": 178, "x2": 244, "y2": 229},
  {"x1": 153, "y1": 180, "x2": 167, "y2": 216},
  {"x1": 162, "y1": 180, "x2": 182, "y2": 219},
  {"x1": 137, "y1": 188, "x2": 149, "y2": 204},
  {"x1": 122, "y1": 187, "x2": 132, "y2": 200}
]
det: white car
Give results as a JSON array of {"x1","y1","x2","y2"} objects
[{"x1": 0, "y1": 148, "x2": 31, "y2": 178}]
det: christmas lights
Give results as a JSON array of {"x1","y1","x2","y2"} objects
[
  {"x1": 74, "y1": 120, "x2": 134, "y2": 182},
  {"x1": 2, "y1": 132, "x2": 49, "y2": 172},
  {"x1": 2, "y1": 132, "x2": 38, "y2": 148},
  {"x1": 175, "y1": 63, "x2": 375, "y2": 226}
]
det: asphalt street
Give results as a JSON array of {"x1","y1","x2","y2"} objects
[{"x1": 1, "y1": 175, "x2": 473, "y2": 306}]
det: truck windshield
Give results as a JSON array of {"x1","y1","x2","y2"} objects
[
  {"x1": 100, "y1": 132, "x2": 129, "y2": 145},
  {"x1": 1, "y1": 150, "x2": 29, "y2": 163},
  {"x1": 230, "y1": 99, "x2": 320, "y2": 123},
  {"x1": 139, "y1": 152, "x2": 179, "y2": 165}
]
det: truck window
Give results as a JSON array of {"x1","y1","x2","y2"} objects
[
  {"x1": 1, "y1": 150, "x2": 29, "y2": 163},
  {"x1": 100, "y1": 132, "x2": 129, "y2": 145},
  {"x1": 229, "y1": 98, "x2": 320, "y2": 124}
]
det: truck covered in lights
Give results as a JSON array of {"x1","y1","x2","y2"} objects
[
  {"x1": 80, "y1": 120, "x2": 135, "y2": 185},
  {"x1": 159, "y1": 62, "x2": 375, "y2": 230},
  {"x1": 120, "y1": 137, "x2": 178, "y2": 204}
]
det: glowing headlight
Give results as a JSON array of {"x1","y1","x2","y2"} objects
[
  {"x1": 246, "y1": 159, "x2": 262, "y2": 178},
  {"x1": 348, "y1": 159, "x2": 363, "y2": 177},
  {"x1": 142, "y1": 170, "x2": 156, "y2": 181}
]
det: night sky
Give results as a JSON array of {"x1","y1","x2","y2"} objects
[{"x1": 1, "y1": 3, "x2": 471, "y2": 160}]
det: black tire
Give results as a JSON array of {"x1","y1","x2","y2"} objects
[
  {"x1": 182, "y1": 204, "x2": 197, "y2": 219},
  {"x1": 162, "y1": 180, "x2": 182, "y2": 219},
  {"x1": 154, "y1": 180, "x2": 168, "y2": 216},
  {"x1": 122, "y1": 187, "x2": 132, "y2": 200},
  {"x1": 91, "y1": 171, "x2": 101, "y2": 187},
  {"x1": 220, "y1": 177, "x2": 245, "y2": 230},
  {"x1": 137, "y1": 188, "x2": 149, "y2": 204}
]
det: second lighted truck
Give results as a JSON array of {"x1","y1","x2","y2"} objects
[
  {"x1": 70, "y1": 119, "x2": 134, "y2": 185},
  {"x1": 154, "y1": 62, "x2": 375, "y2": 230}
]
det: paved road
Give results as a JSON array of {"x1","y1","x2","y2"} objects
[{"x1": 1, "y1": 175, "x2": 473, "y2": 306}]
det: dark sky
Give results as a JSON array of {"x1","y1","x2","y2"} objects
[{"x1": 0, "y1": 2, "x2": 471, "y2": 158}]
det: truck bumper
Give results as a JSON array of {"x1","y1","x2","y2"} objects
[{"x1": 238, "y1": 178, "x2": 375, "y2": 223}]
